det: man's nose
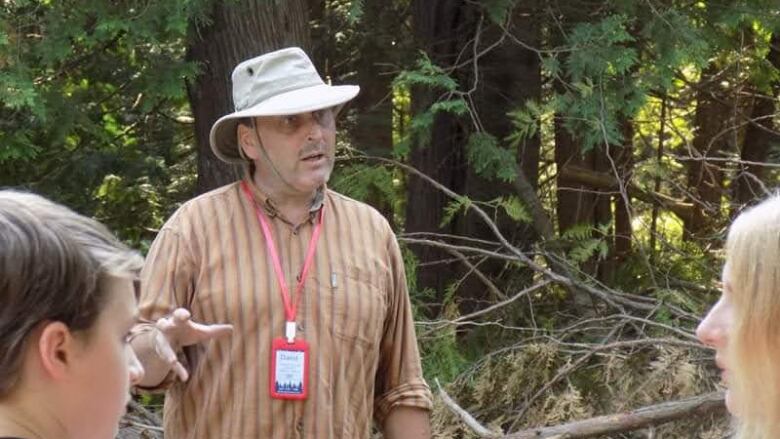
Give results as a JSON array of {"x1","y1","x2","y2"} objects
[{"x1": 306, "y1": 118, "x2": 325, "y2": 142}]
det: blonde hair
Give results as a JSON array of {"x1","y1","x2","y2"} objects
[
  {"x1": 0, "y1": 190, "x2": 143, "y2": 396},
  {"x1": 724, "y1": 195, "x2": 780, "y2": 438}
]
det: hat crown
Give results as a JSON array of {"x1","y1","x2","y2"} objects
[{"x1": 232, "y1": 47, "x2": 324, "y2": 111}]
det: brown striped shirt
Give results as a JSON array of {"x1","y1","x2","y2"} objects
[{"x1": 133, "y1": 178, "x2": 432, "y2": 438}]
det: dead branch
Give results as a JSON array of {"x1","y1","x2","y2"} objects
[
  {"x1": 504, "y1": 392, "x2": 725, "y2": 439},
  {"x1": 118, "y1": 399, "x2": 163, "y2": 439},
  {"x1": 380, "y1": 157, "x2": 697, "y2": 321},
  {"x1": 421, "y1": 281, "x2": 552, "y2": 336},
  {"x1": 437, "y1": 378, "x2": 503, "y2": 438},
  {"x1": 443, "y1": 246, "x2": 508, "y2": 300},
  {"x1": 438, "y1": 375, "x2": 724, "y2": 439},
  {"x1": 558, "y1": 165, "x2": 693, "y2": 222}
]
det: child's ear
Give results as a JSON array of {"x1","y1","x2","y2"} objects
[{"x1": 37, "y1": 321, "x2": 76, "y2": 379}]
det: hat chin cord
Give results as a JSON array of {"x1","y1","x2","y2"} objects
[{"x1": 249, "y1": 118, "x2": 304, "y2": 197}]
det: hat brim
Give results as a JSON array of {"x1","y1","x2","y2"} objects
[{"x1": 209, "y1": 84, "x2": 360, "y2": 164}]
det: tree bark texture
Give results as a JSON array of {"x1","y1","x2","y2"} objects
[
  {"x1": 684, "y1": 65, "x2": 733, "y2": 238},
  {"x1": 187, "y1": 0, "x2": 311, "y2": 194},
  {"x1": 733, "y1": 34, "x2": 780, "y2": 209},
  {"x1": 351, "y1": 0, "x2": 399, "y2": 156},
  {"x1": 408, "y1": 1, "x2": 543, "y2": 313},
  {"x1": 459, "y1": 2, "x2": 542, "y2": 311},
  {"x1": 407, "y1": 0, "x2": 474, "y2": 308}
]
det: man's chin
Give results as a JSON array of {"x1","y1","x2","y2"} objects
[{"x1": 300, "y1": 174, "x2": 331, "y2": 192}]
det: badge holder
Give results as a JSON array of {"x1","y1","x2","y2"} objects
[{"x1": 270, "y1": 322, "x2": 309, "y2": 400}]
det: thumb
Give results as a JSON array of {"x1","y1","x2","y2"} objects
[{"x1": 172, "y1": 308, "x2": 191, "y2": 324}]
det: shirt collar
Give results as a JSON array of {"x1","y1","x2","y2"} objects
[{"x1": 241, "y1": 175, "x2": 325, "y2": 225}]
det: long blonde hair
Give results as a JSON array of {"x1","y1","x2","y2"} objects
[{"x1": 725, "y1": 195, "x2": 780, "y2": 438}]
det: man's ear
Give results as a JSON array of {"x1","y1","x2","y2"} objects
[
  {"x1": 37, "y1": 321, "x2": 76, "y2": 379},
  {"x1": 237, "y1": 122, "x2": 261, "y2": 161}
]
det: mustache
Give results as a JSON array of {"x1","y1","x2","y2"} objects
[{"x1": 300, "y1": 142, "x2": 328, "y2": 158}]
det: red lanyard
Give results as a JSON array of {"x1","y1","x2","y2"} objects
[{"x1": 241, "y1": 181, "x2": 324, "y2": 340}]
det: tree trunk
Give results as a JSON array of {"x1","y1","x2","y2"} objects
[
  {"x1": 352, "y1": 0, "x2": 398, "y2": 156},
  {"x1": 407, "y1": 1, "x2": 544, "y2": 313},
  {"x1": 684, "y1": 65, "x2": 732, "y2": 238},
  {"x1": 733, "y1": 35, "x2": 780, "y2": 209},
  {"x1": 407, "y1": 0, "x2": 474, "y2": 308},
  {"x1": 612, "y1": 120, "x2": 634, "y2": 266},
  {"x1": 458, "y1": 2, "x2": 542, "y2": 311},
  {"x1": 187, "y1": 1, "x2": 311, "y2": 194}
]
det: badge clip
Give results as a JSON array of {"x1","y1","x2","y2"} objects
[{"x1": 285, "y1": 321, "x2": 296, "y2": 343}]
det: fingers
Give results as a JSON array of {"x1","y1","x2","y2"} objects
[
  {"x1": 172, "y1": 308, "x2": 191, "y2": 323},
  {"x1": 171, "y1": 360, "x2": 190, "y2": 382},
  {"x1": 197, "y1": 323, "x2": 234, "y2": 340},
  {"x1": 153, "y1": 329, "x2": 190, "y2": 382},
  {"x1": 156, "y1": 308, "x2": 233, "y2": 347},
  {"x1": 153, "y1": 329, "x2": 179, "y2": 365}
]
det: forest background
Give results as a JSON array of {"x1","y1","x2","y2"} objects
[{"x1": 2, "y1": 0, "x2": 779, "y2": 437}]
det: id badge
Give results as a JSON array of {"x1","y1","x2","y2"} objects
[{"x1": 270, "y1": 337, "x2": 309, "y2": 400}]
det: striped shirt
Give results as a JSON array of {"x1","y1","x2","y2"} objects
[{"x1": 134, "y1": 178, "x2": 432, "y2": 439}]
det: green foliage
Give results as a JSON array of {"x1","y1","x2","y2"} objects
[
  {"x1": 567, "y1": 14, "x2": 638, "y2": 81},
  {"x1": 638, "y1": 8, "x2": 710, "y2": 90},
  {"x1": 93, "y1": 174, "x2": 164, "y2": 248},
  {"x1": 0, "y1": 0, "x2": 203, "y2": 243},
  {"x1": 480, "y1": 0, "x2": 516, "y2": 25},
  {"x1": 561, "y1": 223, "x2": 610, "y2": 265},
  {"x1": 330, "y1": 163, "x2": 396, "y2": 203},
  {"x1": 392, "y1": 83, "x2": 412, "y2": 158},
  {"x1": 552, "y1": 13, "x2": 646, "y2": 151},
  {"x1": 346, "y1": 0, "x2": 364, "y2": 24},
  {"x1": 440, "y1": 195, "x2": 472, "y2": 227},
  {"x1": 465, "y1": 132, "x2": 518, "y2": 182},
  {"x1": 392, "y1": 53, "x2": 470, "y2": 153},
  {"x1": 507, "y1": 99, "x2": 552, "y2": 149},
  {"x1": 421, "y1": 326, "x2": 470, "y2": 384},
  {"x1": 329, "y1": 162, "x2": 404, "y2": 225},
  {"x1": 393, "y1": 52, "x2": 459, "y2": 92},
  {"x1": 497, "y1": 195, "x2": 531, "y2": 224}
]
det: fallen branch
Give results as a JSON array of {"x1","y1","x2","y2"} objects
[
  {"x1": 118, "y1": 399, "x2": 163, "y2": 439},
  {"x1": 436, "y1": 378, "x2": 502, "y2": 438},
  {"x1": 505, "y1": 392, "x2": 725, "y2": 439}
]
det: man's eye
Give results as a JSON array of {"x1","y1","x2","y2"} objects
[{"x1": 314, "y1": 109, "x2": 333, "y2": 124}]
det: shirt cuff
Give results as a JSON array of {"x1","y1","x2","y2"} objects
[{"x1": 374, "y1": 380, "x2": 434, "y2": 426}]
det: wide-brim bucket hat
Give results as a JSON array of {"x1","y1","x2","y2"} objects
[{"x1": 209, "y1": 47, "x2": 360, "y2": 164}]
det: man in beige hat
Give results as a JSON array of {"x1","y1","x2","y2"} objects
[{"x1": 130, "y1": 47, "x2": 433, "y2": 438}]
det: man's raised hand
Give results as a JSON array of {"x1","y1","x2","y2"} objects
[{"x1": 152, "y1": 308, "x2": 233, "y2": 382}]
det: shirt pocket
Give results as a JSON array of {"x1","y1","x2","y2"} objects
[{"x1": 327, "y1": 266, "x2": 387, "y2": 349}]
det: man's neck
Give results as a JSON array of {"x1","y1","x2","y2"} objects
[{"x1": 251, "y1": 174, "x2": 317, "y2": 224}]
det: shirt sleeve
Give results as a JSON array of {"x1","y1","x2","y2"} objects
[
  {"x1": 373, "y1": 226, "x2": 433, "y2": 425},
  {"x1": 130, "y1": 219, "x2": 197, "y2": 392}
]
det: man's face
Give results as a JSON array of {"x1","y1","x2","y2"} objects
[{"x1": 247, "y1": 109, "x2": 337, "y2": 196}]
